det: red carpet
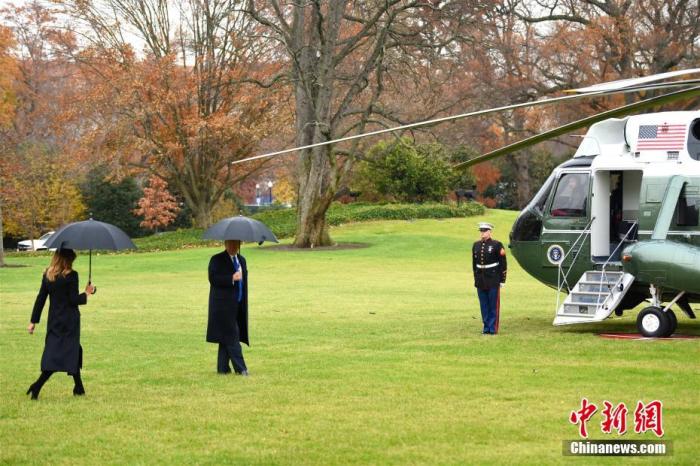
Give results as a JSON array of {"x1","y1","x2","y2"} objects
[{"x1": 599, "y1": 333, "x2": 700, "y2": 340}]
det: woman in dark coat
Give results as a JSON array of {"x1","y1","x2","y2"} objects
[
  {"x1": 26, "y1": 248, "x2": 95, "y2": 399},
  {"x1": 207, "y1": 239, "x2": 249, "y2": 375}
]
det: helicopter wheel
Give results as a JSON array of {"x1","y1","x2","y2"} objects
[
  {"x1": 663, "y1": 309, "x2": 678, "y2": 337},
  {"x1": 637, "y1": 307, "x2": 671, "y2": 338}
]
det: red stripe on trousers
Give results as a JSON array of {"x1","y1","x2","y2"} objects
[{"x1": 495, "y1": 287, "x2": 500, "y2": 334}]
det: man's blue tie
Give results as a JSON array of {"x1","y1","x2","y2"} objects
[{"x1": 232, "y1": 255, "x2": 243, "y2": 303}]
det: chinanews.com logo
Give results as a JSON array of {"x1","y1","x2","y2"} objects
[{"x1": 563, "y1": 398, "x2": 672, "y2": 456}]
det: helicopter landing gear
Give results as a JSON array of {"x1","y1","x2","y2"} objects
[
  {"x1": 636, "y1": 308, "x2": 677, "y2": 337},
  {"x1": 637, "y1": 307, "x2": 670, "y2": 338},
  {"x1": 665, "y1": 309, "x2": 678, "y2": 336},
  {"x1": 637, "y1": 285, "x2": 681, "y2": 337}
]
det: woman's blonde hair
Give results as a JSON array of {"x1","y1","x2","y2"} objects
[{"x1": 45, "y1": 249, "x2": 76, "y2": 282}]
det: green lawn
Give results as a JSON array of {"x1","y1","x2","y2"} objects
[{"x1": 1, "y1": 209, "x2": 698, "y2": 465}]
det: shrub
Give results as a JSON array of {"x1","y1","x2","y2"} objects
[
  {"x1": 133, "y1": 228, "x2": 217, "y2": 251},
  {"x1": 355, "y1": 139, "x2": 453, "y2": 203},
  {"x1": 81, "y1": 167, "x2": 146, "y2": 237}
]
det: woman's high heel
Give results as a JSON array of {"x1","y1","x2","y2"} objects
[
  {"x1": 26, "y1": 384, "x2": 40, "y2": 400},
  {"x1": 26, "y1": 371, "x2": 53, "y2": 400}
]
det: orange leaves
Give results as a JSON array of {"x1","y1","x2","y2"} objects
[
  {"x1": 77, "y1": 49, "x2": 283, "y2": 174},
  {"x1": 134, "y1": 175, "x2": 180, "y2": 231},
  {"x1": 0, "y1": 25, "x2": 17, "y2": 128},
  {"x1": 472, "y1": 162, "x2": 501, "y2": 195}
]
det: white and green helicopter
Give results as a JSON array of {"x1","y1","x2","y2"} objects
[{"x1": 236, "y1": 69, "x2": 700, "y2": 338}]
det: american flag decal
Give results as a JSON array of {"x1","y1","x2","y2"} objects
[{"x1": 637, "y1": 123, "x2": 687, "y2": 151}]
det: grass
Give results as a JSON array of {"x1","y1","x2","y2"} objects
[{"x1": 1, "y1": 209, "x2": 698, "y2": 465}]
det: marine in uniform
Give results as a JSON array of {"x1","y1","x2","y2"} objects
[{"x1": 472, "y1": 222, "x2": 507, "y2": 334}]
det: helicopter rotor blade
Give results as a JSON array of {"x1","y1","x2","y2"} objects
[
  {"x1": 453, "y1": 85, "x2": 700, "y2": 170},
  {"x1": 231, "y1": 77, "x2": 700, "y2": 166},
  {"x1": 566, "y1": 68, "x2": 700, "y2": 94}
]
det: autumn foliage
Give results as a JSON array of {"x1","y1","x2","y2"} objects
[
  {"x1": 0, "y1": 25, "x2": 16, "y2": 128},
  {"x1": 2, "y1": 149, "x2": 86, "y2": 239},
  {"x1": 134, "y1": 176, "x2": 180, "y2": 232}
]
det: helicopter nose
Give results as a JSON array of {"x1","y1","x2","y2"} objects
[{"x1": 510, "y1": 208, "x2": 543, "y2": 242}]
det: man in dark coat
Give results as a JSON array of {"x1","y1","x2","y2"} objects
[
  {"x1": 472, "y1": 222, "x2": 507, "y2": 335},
  {"x1": 207, "y1": 239, "x2": 249, "y2": 375}
]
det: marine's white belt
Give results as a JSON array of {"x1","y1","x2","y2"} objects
[{"x1": 476, "y1": 263, "x2": 498, "y2": 269}]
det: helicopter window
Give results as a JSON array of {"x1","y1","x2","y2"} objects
[
  {"x1": 511, "y1": 209, "x2": 543, "y2": 241},
  {"x1": 676, "y1": 189, "x2": 699, "y2": 227},
  {"x1": 691, "y1": 119, "x2": 700, "y2": 140},
  {"x1": 510, "y1": 173, "x2": 554, "y2": 242},
  {"x1": 531, "y1": 173, "x2": 555, "y2": 214},
  {"x1": 550, "y1": 173, "x2": 588, "y2": 217},
  {"x1": 689, "y1": 119, "x2": 700, "y2": 161}
]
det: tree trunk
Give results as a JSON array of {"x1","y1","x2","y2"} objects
[
  {"x1": 192, "y1": 203, "x2": 214, "y2": 229},
  {"x1": 509, "y1": 111, "x2": 532, "y2": 209},
  {"x1": 294, "y1": 146, "x2": 335, "y2": 247},
  {"x1": 289, "y1": 3, "x2": 340, "y2": 248},
  {"x1": 509, "y1": 152, "x2": 532, "y2": 209},
  {"x1": 294, "y1": 197, "x2": 333, "y2": 247},
  {"x1": 0, "y1": 200, "x2": 5, "y2": 267},
  {"x1": 175, "y1": 178, "x2": 217, "y2": 228}
]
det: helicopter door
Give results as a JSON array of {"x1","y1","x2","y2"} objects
[
  {"x1": 591, "y1": 171, "x2": 611, "y2": 260},
  {"x1": 590, "y1": 170, "x2": 643, "y2": 262},
  {"x1": 542, "y1": 171, "x2": 591, "y2": 268}
]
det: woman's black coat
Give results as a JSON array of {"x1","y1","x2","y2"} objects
[
  {"x1": 206, "y1": 251, "x2": 249, "y2": 345},
  {"x1": 30, "y1": 271, "x2": 87, "y2": 374}
]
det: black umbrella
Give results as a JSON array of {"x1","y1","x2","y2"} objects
[
  {"x1": 43, "y1": 219, "x2": 137, "y2": 284},
  {"x1": 202, "y1": 215, "x2": 279, "y2": 244}
]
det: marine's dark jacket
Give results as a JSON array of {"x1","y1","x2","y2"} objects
[{"x1": 472, "y1": 238, "x2": 507, "y2": 289}]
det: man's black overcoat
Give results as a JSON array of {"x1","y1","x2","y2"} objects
[
  {"x1": 30, "y1": 271, "x2": 87, "y2": 374},
  {"x1": 206, "y1": 251, "x2": 249, "y2": 345}
]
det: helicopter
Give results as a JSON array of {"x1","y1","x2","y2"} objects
[
  {"x1": 233, "y1": 69, "x2": 700, "y2": 338},
  {"x1": 488, "y1": 109, "x2": 700, "y2": 338}
]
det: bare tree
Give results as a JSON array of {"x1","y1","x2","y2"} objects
[
  {"x1": 452, "y1": 4, "x2": 547, "y2": 208},
  {"x1": 474, "y1": 0, "x2": 700, "y2": 206},
  {"x1": 513, "y1": 0, "x2": 700, "y2": 83},
  {"x1": 244, "y1": 1, "x2": 478, "y2": 247}
]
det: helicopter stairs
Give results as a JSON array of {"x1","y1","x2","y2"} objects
[{"x1": 554, "y1": 270, "x2": 635, "y2": 325}]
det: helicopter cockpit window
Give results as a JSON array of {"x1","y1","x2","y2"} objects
[
  {"x1": 550, "y1": 173, "x2": 588, "y2": 217},
  {"x1": 531, "y1": 173, "x2": 555, "y2": 214},
  {"x1": 689, "y1": 119, "x2": 700, "y2": 161},
  {"x1": 510, "y1": 174, "x2": 555, "y2": 242},
  {"x1": 675, "y1": 187, "x2": 699, "y2": 227}
]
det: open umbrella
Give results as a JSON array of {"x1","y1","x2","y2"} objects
[
  {"x1": 43, "y1": 218, "x2": 136, "y2": 285},
  {"x1": 202, "y1": 215, "x2": 279, "y2": 244}
]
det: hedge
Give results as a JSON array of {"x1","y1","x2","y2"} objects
[{"x1": 251, "y1": 201, "x2": 485, "y2": 239}]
